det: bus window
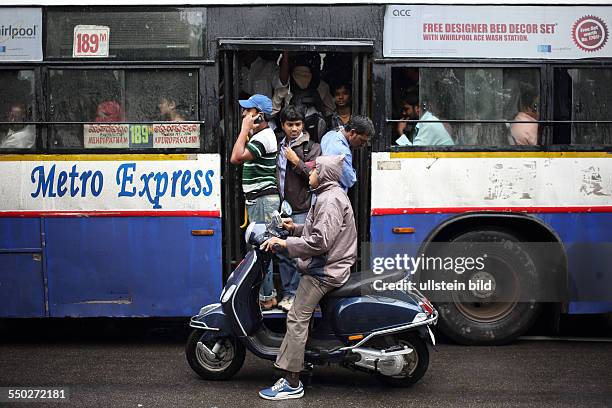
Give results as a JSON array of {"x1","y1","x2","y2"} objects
[
  {"x1": 391, "y1": 67, "x2": 540, "y2": 147},
  {"x1": 48, "y1": 69, "x2": 199, "y2": 150},
  {"x1": 48, "y1": 69, "x2": 123, "y2": 148},
  {"x1": 553, "y1": 68, "x2": 612, "y2": 145},
  {"x1": 0, "y1": 70, "x2": 36, "y2": 150},
  {"x1": 46, "y1": 8, "x2": 205, "y2": 60},
  {"x1": 125, "y1": 70, "x2": 198, "y2": 122}
]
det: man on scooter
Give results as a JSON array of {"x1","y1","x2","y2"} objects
[{"x1": 259, "y1": 155, "x2": 357, "y2": 400}]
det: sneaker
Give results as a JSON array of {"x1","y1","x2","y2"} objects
[
  {"x1": 277, "y1": 296, "x2": 291, "y2": 312},
  {"x1": 280, "y1": 296, "x2": 294, "y2": 312},
  {"x1": 259, "y1": 378, "x2": 304, "y2": 400},
  {"x1": 260, "y1": 297, "x2": 278, "y2": 311}
]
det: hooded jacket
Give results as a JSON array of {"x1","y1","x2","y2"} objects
[{"x1": 285, "y1": 155, "x2": 357, "y2": 287}]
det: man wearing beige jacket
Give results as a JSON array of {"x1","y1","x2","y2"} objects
[{"x1": 258, "y1": 155, "x2": 357, "y2": 400}]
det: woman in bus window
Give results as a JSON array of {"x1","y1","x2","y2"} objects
[
  {"x1": 95, "y1": 100, "x2": 125, "y2": 123},
  {"x1": 509, "y1": 88, "x2": 539, "y2": 145},
  {"x1": 158, "y1": 95, "x2": 186, "y2": 122}
]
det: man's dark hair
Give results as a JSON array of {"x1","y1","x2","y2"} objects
[
  {"x1": 332, "y1": 81, "x2": 352, "y2": 94},
  {"x1": 344, "y1": 115, "x2": 375, "y2": 138},
  {"x1": 280, "y1": 105, "x2": 305, "y2": 124},
  {"x1": 402, "y1": 93, "x2": 419, "y2": 107}
]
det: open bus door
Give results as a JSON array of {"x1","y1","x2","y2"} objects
[{"x1": 218, "y1": 39, "x2": 373, "y2": 279}]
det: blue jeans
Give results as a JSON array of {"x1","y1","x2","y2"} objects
[
  {"x1": 279, "y1": 211, "x2": 308, "y2": 298},
  {"x1": 246, "y1": 194, "x2": 280, "y2": 301}
]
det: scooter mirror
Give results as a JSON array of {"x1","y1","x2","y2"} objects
[
  {"x1": 280, "y1": 201, "x2": 293, "y2": 217},
  {"x1": 270, "y1": 210, "x2": 283, "y2": 229}
]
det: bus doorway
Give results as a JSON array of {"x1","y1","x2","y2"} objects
[{"x1": 218, "y1": 40, "x2": 373, "y2": 278}]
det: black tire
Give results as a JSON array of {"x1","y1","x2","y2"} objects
[
  {"x1": 185, "y1": 329, "x2": 245, "y2": 380},
  {"x1": 376, "y1": 333, "x2": 429, "y2": 387},
  {"x1": 423, "y1": 229, "x2": 543, "y2": 345}
]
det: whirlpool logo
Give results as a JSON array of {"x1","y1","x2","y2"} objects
[{"x1": 0, "y1": 24, "x2": 39, "y2": 41}]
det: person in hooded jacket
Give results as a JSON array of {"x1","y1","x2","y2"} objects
[{"x1": 258, "y1": 155, "x2": 357, "y2": 400}]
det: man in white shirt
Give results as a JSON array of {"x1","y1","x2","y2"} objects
[
  {"x1": 395, "y1": 95, "x2": 454, "y2": 146},
  {"x1": 0, "y1": 103, "x2": 35, "y2": 149}
]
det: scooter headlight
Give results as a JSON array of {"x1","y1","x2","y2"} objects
[{"x1": 198, "y1": 303, "x2": 220, "y2": 316}]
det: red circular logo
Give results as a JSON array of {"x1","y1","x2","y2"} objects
[{"x1": 572, "y1": 15, "x2": 609, "y2": 52}]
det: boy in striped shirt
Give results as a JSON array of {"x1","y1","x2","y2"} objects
[{"x1": 231, "y1": 94, "x2": 280, "y2": 309}]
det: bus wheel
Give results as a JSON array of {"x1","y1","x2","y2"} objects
[
  {"x1": 428, "y1": 229, "x2": 543, "y2": 345},
  {"x1": 185, "y1": 330, "x2": 245, "y2": 380}
]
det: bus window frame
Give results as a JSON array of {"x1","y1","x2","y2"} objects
[
  {"x1": 379, "y1": 60, "x2": 612, "y2": 153},
  {"x1": 42, "y1": 63, "x2": 207, "y2": 154},
  {"x1": 44, "y1": 6, "x2": 208, "y2": 62},
  {"x1": 381, "y1": 61, "x2": 548, "y2": 152},
  {"x1": 550, "y1": 63, "x2": 612, "y2": 149},
  {"x1": 0, "y1": 65, "x2": 44, "y2": 153}
]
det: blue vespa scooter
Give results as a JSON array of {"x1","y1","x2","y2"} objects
[{"x1": 186, "y1": 212, "x2": 438, "y2": 387}]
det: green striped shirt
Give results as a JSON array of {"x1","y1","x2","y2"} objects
[{"x1": 244, "y1": 127, "x2": 278, "y2": 195}]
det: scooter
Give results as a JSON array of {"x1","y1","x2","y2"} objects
[{"x1": 186, "y1": 212, "x2": 438, "y2": 387}]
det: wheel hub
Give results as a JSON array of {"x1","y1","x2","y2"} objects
[{"x1": 469, "y1": 271, "x2": 496, "y2": 299}]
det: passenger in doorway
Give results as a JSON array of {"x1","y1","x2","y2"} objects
[
  {"x1": 273, "y1": 52, "x2": 335, "y2": 141},
  {"x1": 320, "y1": 115, "x2": 374, "y2": 191},
  {"x1": 395, "y1": 94, "x2": 454, "y2": 146},
  {"x1": 158, "y1": 95, "x2": 186, "y2": 122},
  {"x1": 95, "y1": 101, "x2": 125, "y2": 123},
  {"x1": 239, "y1": 50, "x2": 282, "y2": 100},
  {"x1": 276, "y1": 105, "x2": 322, "y2": 312},
  {"x1": 329, "y1": 82, "x2": 352, "y2": 131},
  {"x1": 230, "y1": 94, "x2": 280, "y2": 310},
  {"x1": 509, "y1": 90, "x2": 539, "y2": 145},
  {"x1": 0, "y1": 103, "x2": 35, "y2": 149}
]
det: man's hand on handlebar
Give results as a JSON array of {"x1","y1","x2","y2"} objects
[
  {"x1": 260, "y1": 237, "x2": 287, "y2": 253},
  {"x1": 281, "y1": 217, "x2": 295, "y2": 233}
]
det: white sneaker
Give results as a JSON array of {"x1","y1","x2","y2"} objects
[
  {"x1": 277, "y1": 296, "x2": 290, "y2": 312},
  {"x1": 280, "y1": 296, "x2": 294, "y2": 312}
]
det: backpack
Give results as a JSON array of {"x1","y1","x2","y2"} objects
[{"x1": 290, "y1": 87, "x2": 328, "y2": 143}]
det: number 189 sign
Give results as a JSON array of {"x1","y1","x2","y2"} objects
[{"x1": 73, "y1": 25, "x2": 110, "y2": 58}]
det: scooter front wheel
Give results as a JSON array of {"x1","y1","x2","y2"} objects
[
  {"x1": 376, "y1": 333, "x2": 429, "y2": 387},
  {"x1": 185, "y1": 330, "x2": 245, "y2": 380}
]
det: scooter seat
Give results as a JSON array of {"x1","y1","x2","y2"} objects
[{"x1": 325, "y1": 269, "x2": 408, "y2": 298}]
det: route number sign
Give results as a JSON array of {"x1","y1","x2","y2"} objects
[{"x1": 73, "y1": 25, "x2": 109, "y2": 58}]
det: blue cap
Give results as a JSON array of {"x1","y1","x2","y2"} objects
[{"x1": 238, "y1": 94, "x2": 273, "y2": 115}]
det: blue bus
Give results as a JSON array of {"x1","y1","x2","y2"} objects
[{"x1": 0, "y1": 2, "x2": 610, "y2": 345}]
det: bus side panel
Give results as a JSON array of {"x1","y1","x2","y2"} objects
[
  {"x1": 370, "y1": 212, "x2": 612, "y2": 314},
  {"x1": 44, "y1": 216, "x2": 222, "y2": 317},
  {"x1": 536, "y1": 213, "x2": 612, "y2": 314},
  {"x1": 0, "y1": 218, "x2": 45, "y2": 317}
]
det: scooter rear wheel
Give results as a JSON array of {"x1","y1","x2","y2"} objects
[
  {"x1": 185, "y1": 330, "x2": 245, "y2": 380},
  {"x1": 376, "y1": 333, "x2": 429, "y2": 387}
]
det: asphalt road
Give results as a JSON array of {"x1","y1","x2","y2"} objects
[{"x1": 0, "y1": 320, "x2": 611, "y2": 408}]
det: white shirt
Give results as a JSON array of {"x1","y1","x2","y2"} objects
[{"x1": 0, "y1": 125, "x2": 35, "y2": 149}]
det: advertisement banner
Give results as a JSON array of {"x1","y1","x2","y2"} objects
[
  {"x1": 383, "y1": 5, "x2": 612, "y2": 59},
  {"x1": 0, "y1": 8, "x2": 42, "y2": 62},
  {"x1": 83, "y1": 123, "x2": 200, "y2": 149},
  {"x1": 0, "y1": 154, "x2": 220, "y2": 213}
]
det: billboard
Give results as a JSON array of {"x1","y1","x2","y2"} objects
[
  {"x1": 384, "y1": 5, "x2": 612, "y2": 59},
  {"x1": 0, "y1": 8, "x2": 42, "y2": 62}
]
